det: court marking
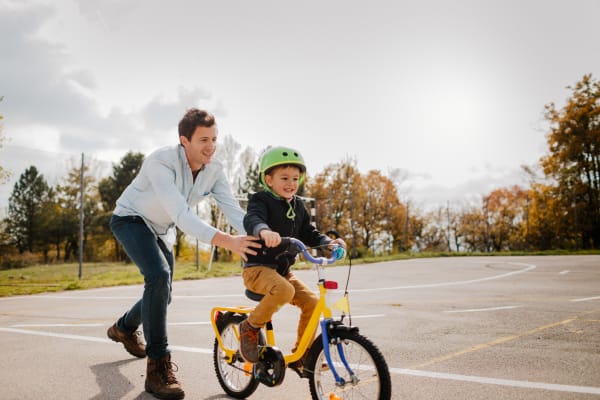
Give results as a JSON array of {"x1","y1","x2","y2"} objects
[
  {"x1": 559, "y1": 270, "x2": 571, "y2": 275},
  {"x1": 411, "y1": 309, "x2": 600, "y2": 370},
  {"x1": 0, "y1": 294, "x2": 245, "y2": 300},
  {"x1": 0, "y1": 262, "x2": 536, "y2": 301},
  {"x1": 392, "y1": 368, "x2": 600, "y2": 395},
  {"x1": 570, "y1": 295, "x2": 600, "y2": 302},
  {"x1": 350, "y1": 262, "x2": 536, "y2": 292},
  {"x1": 1, "y1": 325, "x2": 598, "y2": 396},
  {"x1": 444, "y1": 305, "x2": 522, "y2": 313}
]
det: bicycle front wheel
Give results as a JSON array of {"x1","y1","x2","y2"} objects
[
  {"x1": 306, "y1": 329, "x2": 391, "y2": 400},
  {"x1": 213, "y1": 312, "x2": 259, "y2": 399}
]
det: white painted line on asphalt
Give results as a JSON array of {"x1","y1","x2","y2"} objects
[
  {"x1": 171, "y1": 294, "x2": 245, "y2": 299},
  {"x1": 169, "y1": 345, "x2": 212, "y2": 354},
  {"x1": 392, "y1": 368, "x2": 600, "y2": 395},
  {"x1": 0, "y1": 327, "x2": 113, "y2": 343},
  {"x1": 0, "y1": 263, "x2": 536, "y2": 300},
  {"x1": 0, "y1": 294, "x2": 244, "y2": 300},
  {"x1": 348, "y1": 314, "x2": 386, "y2": 319},
  {"x1": 559, "y1": 270, "x2": 570, "y2": 275},
  {"x1": 1, "y1": 326, "x2": 598, "y2": 395},
  {"x1": 8, "y1": 315, "x2": 383, "y2": 329},
  {"x1": 351, "y1": 263, "x2": 537, "y2": 292},
  {"x1": 570, "y1": 295, "x2": 600, "y2": 302},
  {"x1": 11, "y1": 323, "x2": 104, "y2": 327},
  {"x1": 444, "y1": 306, "x2": 521, "y2": 313}
]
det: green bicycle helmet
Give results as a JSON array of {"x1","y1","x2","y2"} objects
[{"x1": 259, "y1": 146, "x2": 306, "y2": 188}]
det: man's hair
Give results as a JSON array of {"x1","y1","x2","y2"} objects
[{"x1": 178, "y1": 108, "x2": 216, "y2": 140}]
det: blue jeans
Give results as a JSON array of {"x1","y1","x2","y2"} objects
[{"x1": 110, "y1": 214, "x2": 174, "y2": 359}]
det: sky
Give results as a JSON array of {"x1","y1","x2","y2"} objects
[{"x1": 1, "y1": 0, "x2": 599, "y2": 214}]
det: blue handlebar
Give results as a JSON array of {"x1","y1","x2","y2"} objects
[{"x1": 287, "y1": 237, "x2": 345, "y2": 265}]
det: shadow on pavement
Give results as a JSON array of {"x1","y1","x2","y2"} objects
[{"x1": 90, "y1": 358, "x2": 145, "y2": 400}]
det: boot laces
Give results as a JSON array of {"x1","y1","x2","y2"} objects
[{"x1": 161, "y1": 359, "x2": 180, "y2": 385}]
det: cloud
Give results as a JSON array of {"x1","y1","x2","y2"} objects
[
  {"x1": 409, "y1": 165, "x2": 529, "y2": 210},
  {"x1": 0, "y1": 2, "x2": 227, "y2": 212},
  {"x1": 0, "y1": 2, "x2": 220, "y2": 159}
]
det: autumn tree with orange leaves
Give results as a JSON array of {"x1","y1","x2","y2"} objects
[
  {"x1": 308, "y1": 159, "x2": 414, "y2": 255},
  {"x1": 538, "y1": 74, "x2": 600, "y2": 249}
]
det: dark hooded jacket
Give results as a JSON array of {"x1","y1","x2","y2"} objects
[{"x1": 243, "y1": 190, "x2": 330, "y2": 275}]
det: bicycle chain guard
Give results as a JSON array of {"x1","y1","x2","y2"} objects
[{"x1": 254, "y1": 346, "x2": 286, "y2": 387}]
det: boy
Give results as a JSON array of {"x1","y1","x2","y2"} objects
[{"x1": 239, "y1": 146, "x2": 346, "y2": 372}]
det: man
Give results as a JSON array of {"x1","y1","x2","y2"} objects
[{"x1": 107, "y1": 108, "x2": 260, "y2": 400}]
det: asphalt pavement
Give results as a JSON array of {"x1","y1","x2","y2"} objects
[{"x1": 1, "y1": 255, "x2": 599, "y2": 399}]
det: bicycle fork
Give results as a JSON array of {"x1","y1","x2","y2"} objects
[{"x1": 320, "y1": 319, "x2": 359, "y2": 387}]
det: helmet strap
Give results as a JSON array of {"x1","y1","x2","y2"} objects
[
  {"x1": 264, "y1": 186, "x2": 296, "y2": 220},
  {"x1": 286, "y1": 201, "x2": 296, "y2": 220}
]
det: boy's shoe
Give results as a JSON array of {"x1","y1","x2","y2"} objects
[
  {"x1": 145, "y1": 354, "x2": 185, "y2": 399},
  {"x1": 239, "y1": 319, "x2": 260, "y2": 363},
  {"x1": 107, "y1": 323, "x2": 146, "y2": 358}
]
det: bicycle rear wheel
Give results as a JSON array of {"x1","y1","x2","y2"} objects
[
  {"x1": 306, "y1": 329, "x2": 391, "y2": 400},
  {"x1": 213, "y1": 313, "x2": 259, "y2": 399}
]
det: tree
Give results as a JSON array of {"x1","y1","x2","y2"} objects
[
  {"x1": 525, "y1": 183, "x2": 568, "y2": 250},
  {"x1": 98, "y1": 152, "x2": 144, "y2": 213},
  {"x1": 55, "y1": 161, "x2": 102, "y2": 262},
  {"x1": 208, "y1": 136, "x2": 255, "y2": 261},
  {"x1": 484, "y1": 186, "x2": 528, "y2": 251},
  {"x1": 240, "y1": 162, "x2": 261, "y2": 197},
  {"x1": 359, "y1": 170, "x2": 401, "y2": 254},
  {"x1": 310, "y1": 158, "x2": 364, "y2": 254},
  {"x1": 4, "y1": 166, "x2": 50, "y2": 253},
  {"x1": 457, "y1": 205, "x2": 486, "y2": 252},
  {"x1": 541, "y1": 74, "x2": 600, "y2": 248},
  {"x1": 216, "y1": 135, "x2": 255, "y2": 195},
  {"x1": 419, "y1": 207, "x2": 449, "y2": 252},
  {"x1": 98, "y1": 152, "x2": 144, "y2": 260}
]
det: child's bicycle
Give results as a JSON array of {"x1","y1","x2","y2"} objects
[{"x1": 210, "y1": 237, "x2": 392, "y2": 400}]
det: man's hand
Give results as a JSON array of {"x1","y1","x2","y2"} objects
[{"x1": 211, "y1": 232, "x2": 261, "y2": 262}]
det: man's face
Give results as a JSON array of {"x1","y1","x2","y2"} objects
[{"x1": 180, "y1": 125, "x2": 217, "y2": 170}]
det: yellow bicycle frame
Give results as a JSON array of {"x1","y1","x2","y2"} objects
[{"x1": 211, "y1": 278, "x2": 336, "y2": 365}]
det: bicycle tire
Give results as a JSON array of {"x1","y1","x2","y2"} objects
[
  {"x1": 213, "y1": 313, "x2": 260, "y2": 399},
  {"x1": 306, "y1": 329, "x2": 392, "y2": 400}
]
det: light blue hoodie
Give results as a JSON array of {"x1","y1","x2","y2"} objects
[{"x1": 113, "y1": 144, "x2": 245, "y2": 248}]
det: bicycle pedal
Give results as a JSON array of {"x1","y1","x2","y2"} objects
[
  {"x1": 287, "y1": 361, "x2": 305, "y2": 378},
  {"x1": 243, "y1": 362, "x2": 253, "y2": 377}
]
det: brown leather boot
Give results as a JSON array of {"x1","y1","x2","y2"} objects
[
  {"x1": 107, "y1": 323, "x2": 146, "y2": 358},
  {"x1": 239, "y1": 319, "x2": 260, "y2": 363},
  {"x1": 145, "y1": 354, "x2": 185, "y2": 400}
]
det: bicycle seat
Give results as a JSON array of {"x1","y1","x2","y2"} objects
[{"x1": 245, "y1": 289, "x2": 264, "y2": 302}]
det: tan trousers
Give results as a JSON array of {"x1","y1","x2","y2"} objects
[{"x1": 242, "y1": 266, "x2": 318, "y2": 349}]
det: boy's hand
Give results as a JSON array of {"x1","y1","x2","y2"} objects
[{"x1": 260, "y1": 229, "x2": 281, "y2": 247}]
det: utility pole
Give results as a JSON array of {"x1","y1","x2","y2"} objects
[
  {"x1": 195, "y1": 204, "x2": 200, "y2": 270},
  {"x1": 78, "y1": 153, "x2": 84, "y2": 279}
]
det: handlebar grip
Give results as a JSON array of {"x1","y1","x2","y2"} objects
[{"x1": 332, "y1": 246, "x2": 346, "y2": 260}]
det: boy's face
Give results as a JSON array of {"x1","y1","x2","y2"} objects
[
  {"x1": 180, "y1": 125, "x2": 217, "y2": 170},
  {"x1": 265, "y1": 165, "x2": 301, "y2": 200}
]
